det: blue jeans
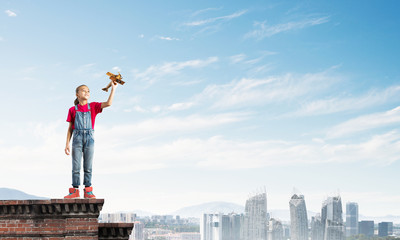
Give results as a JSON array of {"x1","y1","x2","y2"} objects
[{"x1": 72, "y1": 130, "x2": 94, "y2": 187}]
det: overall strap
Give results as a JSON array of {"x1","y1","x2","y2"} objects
[{"x1": 87, "y1": 102, "x2": 91, "y2": 110}]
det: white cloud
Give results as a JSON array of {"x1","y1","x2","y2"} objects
[
  {"x1": 134, "y1": 57, "x2": 218, "y2": 84},
  {"x1": 0, "y1": 113, "x2": 248, "y2": 174},
  {"x1": 134, "y1": 106, "x2": 148, "y2": 113},
  {"x1": 327, "y1": 106, "x2": 400, "y2": 139},
  {"x1": 184, "y1": 10, "x2": 247, "y2": 27},
  {"x1": 245, "y1": 17, "x2": 330, "y2": 40},
  {"x1": 0, "y1": 120, "x2": 68, "y2": 175},
  {"x1": 230, "y1": 54, "x2": 247, "y2": 64},
  {"x1": 248, "y1": 63, "x2": 275, "y2": 75},
  {"x1": 151, "y1": 106, "x2": 161, "y2": 113},
  {"x1": 230, "y1": 51, "x2": 277, "y2": 66},
  {"x1": 139, "y1": 34, "x2": 145, "y2": 38},
  {"x1": 171, "y1": 79, "x2": 203, "y2": 86},
  {"x1": 96, "y1": 112, "x2": 248, "y2": 143},
  {"x1": 168, "y1": 102, "x2": 194, "y2": 111},
  {"x1": 158, "y1": 36, "x2": 180, "y2": 41},
  {"x1": 93, "y1": 130, "x2": 400, "y2": 173},
  {"x1": 191, "y1": 7, "x2": 222, "y2": 17},
  {"x1": 293, "y1": 85, "x2": 400, "y2": 117},
  {"x1": 112, "y1": 66, "x2": 121, "y2": 72},
  {"x1": 5, "y1": 10, "x2": 17, "y2": 17},
  {"x1": 2, "y1": 120, "x2": 400, "y2": 216},
  {"x1": 191, "y1": 70, "x2": 339, "y2": 109}
]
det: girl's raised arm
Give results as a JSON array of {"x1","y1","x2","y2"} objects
[{"x1": 101, "y1": 81, "x2": 117, "y2": 109}]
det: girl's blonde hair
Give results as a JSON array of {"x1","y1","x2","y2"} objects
[{"x1": 74, "y1": 85, "x2": 88, "y2": 105}]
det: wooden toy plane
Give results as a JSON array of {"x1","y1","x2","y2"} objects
[{"x1": 102, "y1": 72, "x2": 125, "y2": 92}]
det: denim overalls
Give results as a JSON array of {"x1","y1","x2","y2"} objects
[{"x1": 72, "y1": 103, "x2": 94, "y2": 187}]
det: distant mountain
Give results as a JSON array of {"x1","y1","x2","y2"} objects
[
  {"x1": 171, "y1": 201, "x2": 244, "y2": 218},
  {"x1": 0, "y1": 188, "x2": 48, "y2": 200}
]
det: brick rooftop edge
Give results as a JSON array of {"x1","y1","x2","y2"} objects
[{"x1": 0, "y1": 199, "x2": 106, "y2": 239}]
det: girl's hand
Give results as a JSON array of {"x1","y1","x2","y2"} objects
[{"x1": 65, "y1": 145, "x2": 71, "y2": 155}]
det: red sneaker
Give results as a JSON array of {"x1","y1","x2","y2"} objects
[
  {"x1": 64, "y1": 188, "x2": 80, "y2": 199},
  {"x1": 84, "y1": 186, "x2": 96, "y2": 199}
]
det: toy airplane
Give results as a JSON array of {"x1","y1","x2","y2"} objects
[{"x1": 102, "y1": 72, "x2": 125, "y2": 92}]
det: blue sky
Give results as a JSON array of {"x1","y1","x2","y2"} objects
[{"x1": 1, "y1": 0, "x2": 400, "y2": 218}]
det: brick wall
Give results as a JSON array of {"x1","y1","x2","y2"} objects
[{"x1": 0, "y1": 199, "x2": 133, "y2": 239}]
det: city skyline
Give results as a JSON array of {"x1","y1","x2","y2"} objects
[{"x1": 1, "y1": 0, "x2": 400, "y2": 216}]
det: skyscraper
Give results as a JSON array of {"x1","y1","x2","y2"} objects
[
  {"x1": 289, "y1": 194, "x2": 309, "y2": 240},
  {"x1": 201, "y1": 213, "x2": 242, "y2": 240},
  {"x1": 132, "y1": 221, "x2": 144, "y2": 240},
  {"x1": 268, "y1": 218, "x2": 284, "y2": 240},
  {"x1": 201, "y1": 213, "x2": 220, "y2": 240},
  {"x1": 345, "y1": 202, "x2": 358, "y2": 237},
  {"x1": 311, "y1": 214, "x2": 324, "y2": 240},
  {"x1": 321, "y1": 196, "x2": 345, "y2": 240},
  {"x1": 230, "y1": 213, "x2": 242, "y2": 240},
  {"x1": 378, "y1": 222, "x2": 393, "y2": 237},
  {"x1": 242, "y1": 192, "x2": 269, "y2": 240},
  {"x1": 359, "y1": 221, "x2": 374, "y2": 237}
]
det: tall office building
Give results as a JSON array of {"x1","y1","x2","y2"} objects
[
  {"x1": 289, "y1": 194, "x2": 308, "y2": 240},
  {"x1": 131, "y1": 221, "x2": 144, "y2": 240},
  {"x1": 311, "y1": 215, "x2": 324, "y2": 240},
  {"x1": 359, "y1": 221, "x2": 374, "y2": 237},
  {"x1": 230, "y1": 213, "x2": 242, "y2": 240},
  {"x1": 268, "y1": 218, "x2": 284, "y2": 240},
  {"x1": 201, "y1": 213, "x2": 241, "y2": 240},
  {"x1": 345, "y1": 202, "x2": 358, "y2": 237},
  {"x1": 201, "y1": 213, "x2": 219, "y2": 240},
  {"x1": 321, "y1": 196, "x2": 345, "y2": 240},
  {"x1": 242, "y1": 192, "x2": 269, "y2": 240},
  {"x1": 378, "y1": 222, "x2": 393, "y2": 237}
]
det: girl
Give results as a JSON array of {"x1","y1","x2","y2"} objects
[{"x1": 64, "y1": 82, "x2": 117, "y2": 199}]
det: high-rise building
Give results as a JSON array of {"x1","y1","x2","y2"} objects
[
  {"x1": 283, "y1": 225, "x2": 290, "y2": 240},
  {"x1": 201, "y1": 213, "x2": 241, "y2": 240},
  {"x1": 201, "y1": 213, "x2": 218, "y2": 240},
  {"x1": 378, "y1": 222, "x2": 393, "y2": 237},
  {"x1": 289, "y1": 194, "x2": 308, "y2": 240},
  {"x1": 321, "y1": 196, "x2": 345, "y2": 240},
  {"x1": 242, "y1": 192, "x2": 269, "y2": 240},
  {"x1": 230, "y1": 213, "x2": 242, "y2": 240},
  {"x1": 359, "y1": 221, "x2": 374, "y2": 237},
  {"x1": 131, "y1": 221, "x2": 144, "y2": 240},
  {"x1": 345, "y1": 202, "x2": 358, "y2": 237},
  {"x1": 311, "y1": 215, "x2": 324, "y2": 240},
  {"x1": 268, "y1": 218, "x2": 284, "y2": 240}
]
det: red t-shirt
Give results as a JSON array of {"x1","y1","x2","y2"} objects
[{"x1": 66, "y1": 102, "x2": 103, "y2": 129}]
